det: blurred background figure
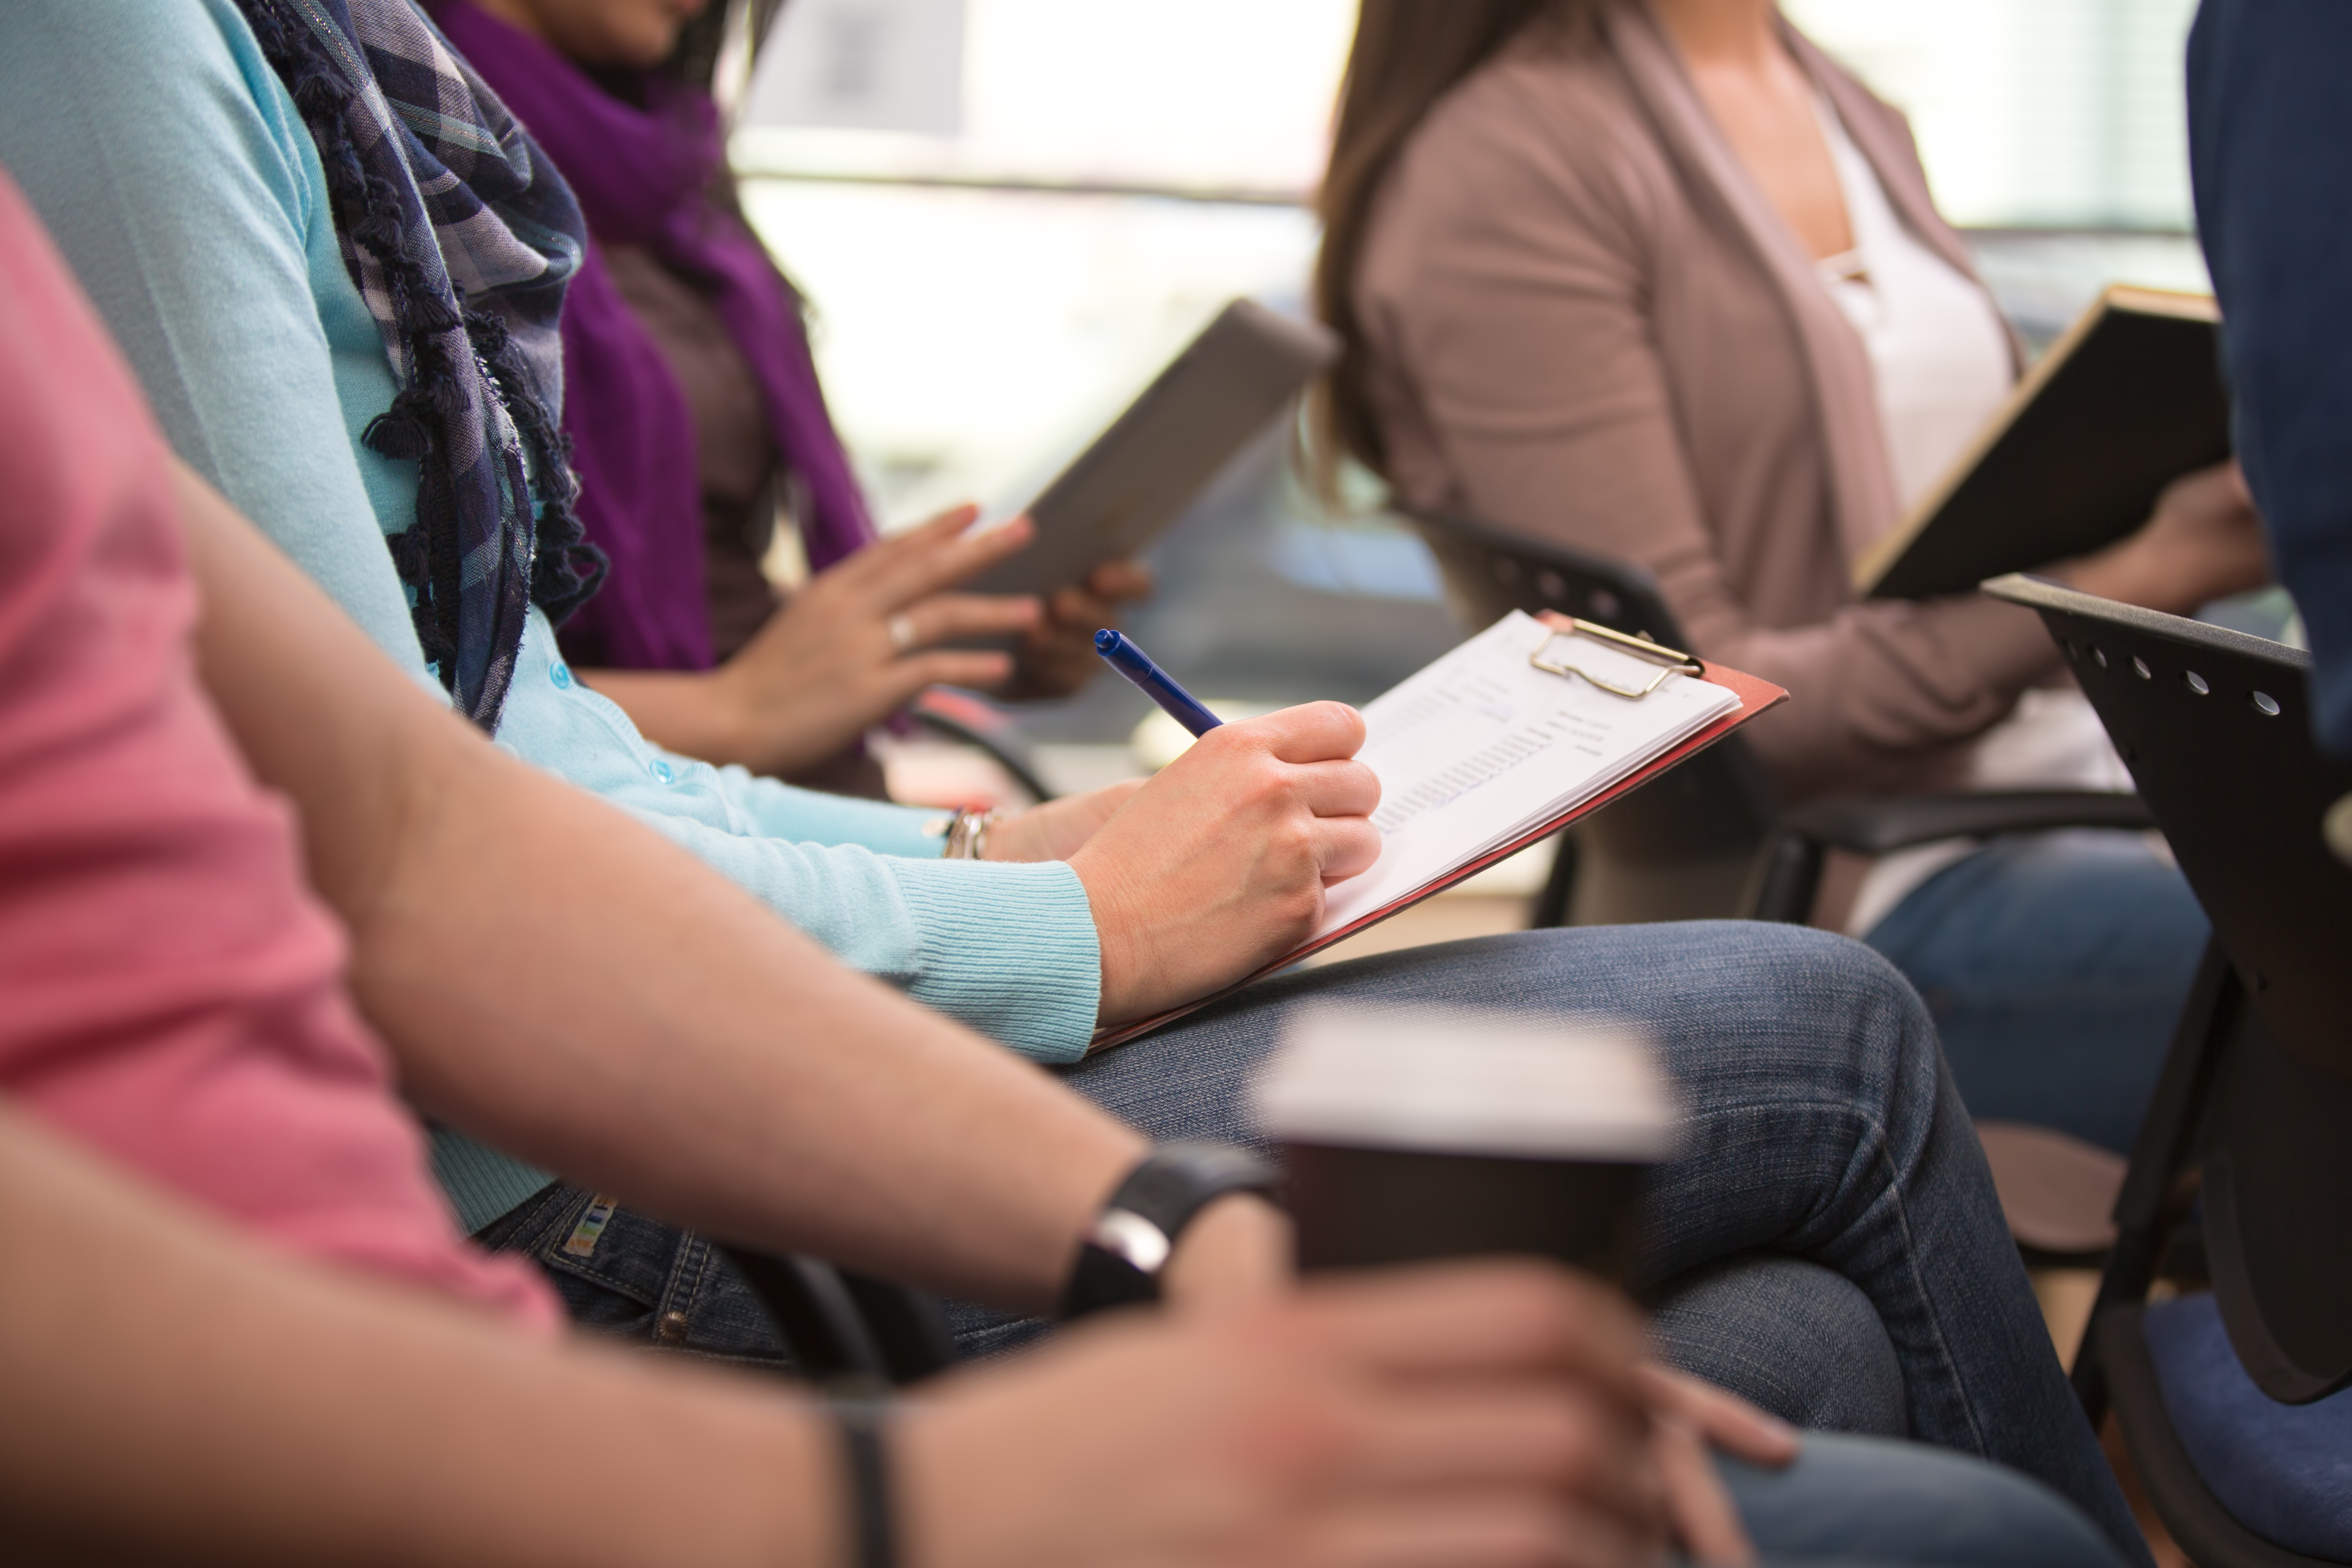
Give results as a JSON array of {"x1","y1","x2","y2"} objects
[
  {"x1": 1307, "y1": 0, "x2": 2267, "y2": 1159},
  {"x1": 2187, "y1": 0, "x2": 2352, "y2": 764},
  {"x1": 453, "y1": 0, "x2": 2294, "y2": 1151},
  {"x1": 437, "y1": 0, "x2": 1151, "y2": 796}
]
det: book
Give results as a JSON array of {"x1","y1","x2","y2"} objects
[
  {"x1": 958, "y1": 298, "x2": 1339, "y2": 599},
  {"x1": 1855, "y1": 286, "x2": 2229, "y2": 602},
  {"x1": 1090, "y1": 612, "x2": 1787, "y2": 1049}
]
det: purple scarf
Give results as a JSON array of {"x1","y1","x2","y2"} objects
[{"x1": 433, "y1": 1, "x2": 878, "y2": 671}]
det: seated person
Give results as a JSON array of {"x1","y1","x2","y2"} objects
[
  {"x1": 2190, "y1": 0, "x2": 2352, "y2": 759},
  {"x1": 0, "y1": 4, "x2": 2142, "y2": 1552},
  {"x1": 0, "y1": 172, "x2": 2123, "y2": 1568},
  {"x1": 434, "y1": 0, "x2": 1153, "y2": 792},
  {"x1": 1315, "y1": 0, "x2": 2272, "y2": 1156}
]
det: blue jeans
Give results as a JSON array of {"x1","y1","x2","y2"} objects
[
  {"x1": 1864, "y1": 830, "x2": 2209, "y2": 1154},
  {"x1": 1732, "y1": 1434, "x2": 2127, "y2": 1567},
  {"x1": 485, "y1": 922, "x2": 2145, "y2": 1564}
]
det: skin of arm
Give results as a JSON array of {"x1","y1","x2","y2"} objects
[
  {"x1": 0, "y1": 1102, "x2": 824, "y2": 1567},
  {"x1": 173, "y1": 457, "x2": 1284, "y2": 1313},
  {"x1": 0, "y1": 1098, "x2": 1682, "y2": 1568}
]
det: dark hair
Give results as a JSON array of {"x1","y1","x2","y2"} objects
[
  {"x1": 659, "y1": 0, "x2": 808, "y2": 313},
  {"x1": 661, "y1": 0, "x2": 787, "y2": 95},
  {"x1": 1310, "y1": 0, "x2": 1593, "y2": 494}
]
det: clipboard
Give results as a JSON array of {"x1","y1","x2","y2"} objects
[{"x1": 1089, "y1": 628, "x2": 1788, "y2": 1051}]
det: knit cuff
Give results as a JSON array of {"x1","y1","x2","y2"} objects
[{"x1": 891, "y1": 857, "x2": 1102, "y2": 1063}]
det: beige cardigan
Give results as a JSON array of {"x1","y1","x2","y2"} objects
[{"x1": 1356, "y1": 1, "x2": 2064, "y2": 801}]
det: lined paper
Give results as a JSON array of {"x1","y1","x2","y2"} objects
[{"x1": 1318, "y1": 613, "x2": 1740, "y2": 935}]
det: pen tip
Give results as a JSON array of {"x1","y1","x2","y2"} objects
[{"x1": 1094, "y1": 628, "x2": 1118, "y2": 652}]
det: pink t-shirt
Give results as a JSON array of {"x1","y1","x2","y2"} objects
[{"x1": 0, "y1": 171, "x2": 557, "y2": 1330}]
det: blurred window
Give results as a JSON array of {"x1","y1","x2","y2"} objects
[
  {"x1": 1786, "y1": 0, "x2": 2201, "y2": 231},
  {"x1": 726, "y1": 1, "x2": 2217, "y2": 722}
]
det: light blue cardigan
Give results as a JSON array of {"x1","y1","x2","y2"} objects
[{"x1": 0, "y1": 0, "x2": 1102, "y2": 1229}]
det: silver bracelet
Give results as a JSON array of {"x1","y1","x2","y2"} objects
[{"x1": 939, "y1": 807, "x2": 997, "y2": 860}]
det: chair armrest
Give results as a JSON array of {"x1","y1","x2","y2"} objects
[
  {"x1": 1781, "y1": 791, "x2": 2152, "y2": 856},
  {"x1": 1746, "y1": 791, "x2": 2153, "y2": 923},
  {"x1": 911, "y1": 691, "x2": 1057, "y2": 803}
]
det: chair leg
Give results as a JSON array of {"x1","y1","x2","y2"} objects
[
  {"x1": 1530, "y1": 829, "x2": 1578, "y2": 928},
  {"x1": 1742, "y1": 831, "x2": 1826, "y2": 923},
  {"x1": 2072, "y1": 940, "x2": 2241, "y2": 1424},
  {"x1": 721, "y1": 1247, "x2": 893, "y2": 1390},
  {"x1": 840, "y1": 1270, "x2": 957, "y2": 1384}
]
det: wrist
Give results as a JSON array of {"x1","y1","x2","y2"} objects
[
  {"x1": 825, "y1": 1396, "x2": 899, "y2": 1568},
  {"x1": 978, "y1": 805, "x2": 1045, "y2": 862},
  {"x1": 697, "y1": 658, "x2": 772, "y2": 773},
  {"x1": 2048, "y1": 546, "x2": 2157, "y2": 611},
  {"x1": 1069, "y1": 847, "x2": 1139, "y2": 1023},
  {"x1": 1160, "y1": 1192, "x2": 1293, "y2": 1314},
  {"x1": 1059, "y1": 1143, "x2": 1283, "y2": 1320}
]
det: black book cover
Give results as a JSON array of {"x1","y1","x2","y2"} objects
[{"x1": 1858, "y1": 287, "x2": 2229, "y2": 601}]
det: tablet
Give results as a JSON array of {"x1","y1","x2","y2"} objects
[{"x1": 959, "y1": 297, "x2": 1340, "y2": 598}]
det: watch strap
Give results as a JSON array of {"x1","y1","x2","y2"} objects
[
  {"x1": 829, "y1": 1397, "x2": 896, "y2": 1568},
  {"x1": 1059, "y1": 1142, "x2": 1278, "y2": 1320}
]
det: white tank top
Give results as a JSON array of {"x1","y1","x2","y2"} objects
[
  {"x1": 1810, "y1": 96, "x2": 2012, "y2": 510},
  {"x1": 1809, "y1": 97, "x2": 2136, "y2": 935}
]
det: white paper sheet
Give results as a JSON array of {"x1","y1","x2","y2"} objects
[{"x1": 1316, "y1": 613, "x2": 1740, "y2": 935}]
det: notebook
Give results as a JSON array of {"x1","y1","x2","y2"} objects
[
  {"x1": 1855, "y1": 286, "x2": 2229, "y2": 602},
  {"x1": 1092, "y1": 612, "x2": 1786, "y2": 1049}
]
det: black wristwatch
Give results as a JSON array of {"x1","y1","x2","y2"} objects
[{"x1": 1058, "y1": 1142, "x2": 1281, "y2": 1320}]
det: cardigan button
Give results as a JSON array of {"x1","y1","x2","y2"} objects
[
  {"x1": 650, "y1": 758, "x2": 676, "y2": 784},
  {"x1": 550, "y1": 663, "x2": 572, "y2": 689}
]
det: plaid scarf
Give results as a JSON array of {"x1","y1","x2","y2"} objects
[{"x1": 236, "y1": 0, "x2": 606, "y2": 729}]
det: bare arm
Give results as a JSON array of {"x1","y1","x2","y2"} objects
[
  {"x1": 174, "y1": 459, "x2": 1143, "y2": 1311},
  {"x1": 0, "y1": 1100, "x2": 826, "y2": 1567},
  {"x1": 0, "y1": 1098, "x2": 1670, "y2": 1568}
]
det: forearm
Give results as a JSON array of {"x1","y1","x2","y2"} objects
[
  {"x1": 178, "y1": 464, "x2": 1140, "y2": 1309},
  {"x1": 360, "y1": 732, "x2": 1138, "y2": 1305},
  {"x1": 0, "y1": 1103, "x2": 825, "y2": 1567}
]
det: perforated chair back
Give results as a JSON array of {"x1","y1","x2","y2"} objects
[
  {"x1": 1408, "y1": 510, "x2": 1779, "y2": 922},
  {"x1": 1988, "y1": 574, "x2": 2352, "y2": 1403}
]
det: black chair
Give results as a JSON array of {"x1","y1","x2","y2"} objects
[
  {"x1": 1986, "y1": 573, "x2": 2352, "y2": 1568},
  {"x1": 1410, "y1": 508, "x2": 2151, "y2": 927},
  {"x1": 913, "y1": 688, "x2": 1059, "y2": 804}
]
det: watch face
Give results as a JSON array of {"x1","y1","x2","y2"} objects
[
  {"x1": 1063, "y1": 1239, "x2": 1162, "y2": 1319},
  {"x1": 1088, "y1": 1207, "x2": 1172, "y2": 1274}
]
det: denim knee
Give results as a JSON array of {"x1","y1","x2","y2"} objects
[
  {"x1": 1651, "y1": 1254, "x2": 1907, "y2": 1437},
  {"x1": 1725, "y1": 1431, "x2": 2127, "y2": 1568}
]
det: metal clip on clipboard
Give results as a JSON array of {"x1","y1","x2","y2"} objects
[{"x1": 1528, "y1": 619, "x2": 1704, "y2": 700}]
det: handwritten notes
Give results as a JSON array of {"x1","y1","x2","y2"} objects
[{"x1": 1318, "y1": 613, "x2": 1740, "y2": 935}]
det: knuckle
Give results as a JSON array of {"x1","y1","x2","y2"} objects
[{"x1": 1535, "y1": 1403, "x2": 1611, "y2": 1485}]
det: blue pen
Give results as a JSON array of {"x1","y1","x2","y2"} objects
[{"x1": 1095, "y1": 629, "x2": 1224, "y2": 737}]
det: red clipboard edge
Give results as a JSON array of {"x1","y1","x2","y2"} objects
[{"x1": 1085, "y1": 662, "x2": 1789, "y2": 1053}]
